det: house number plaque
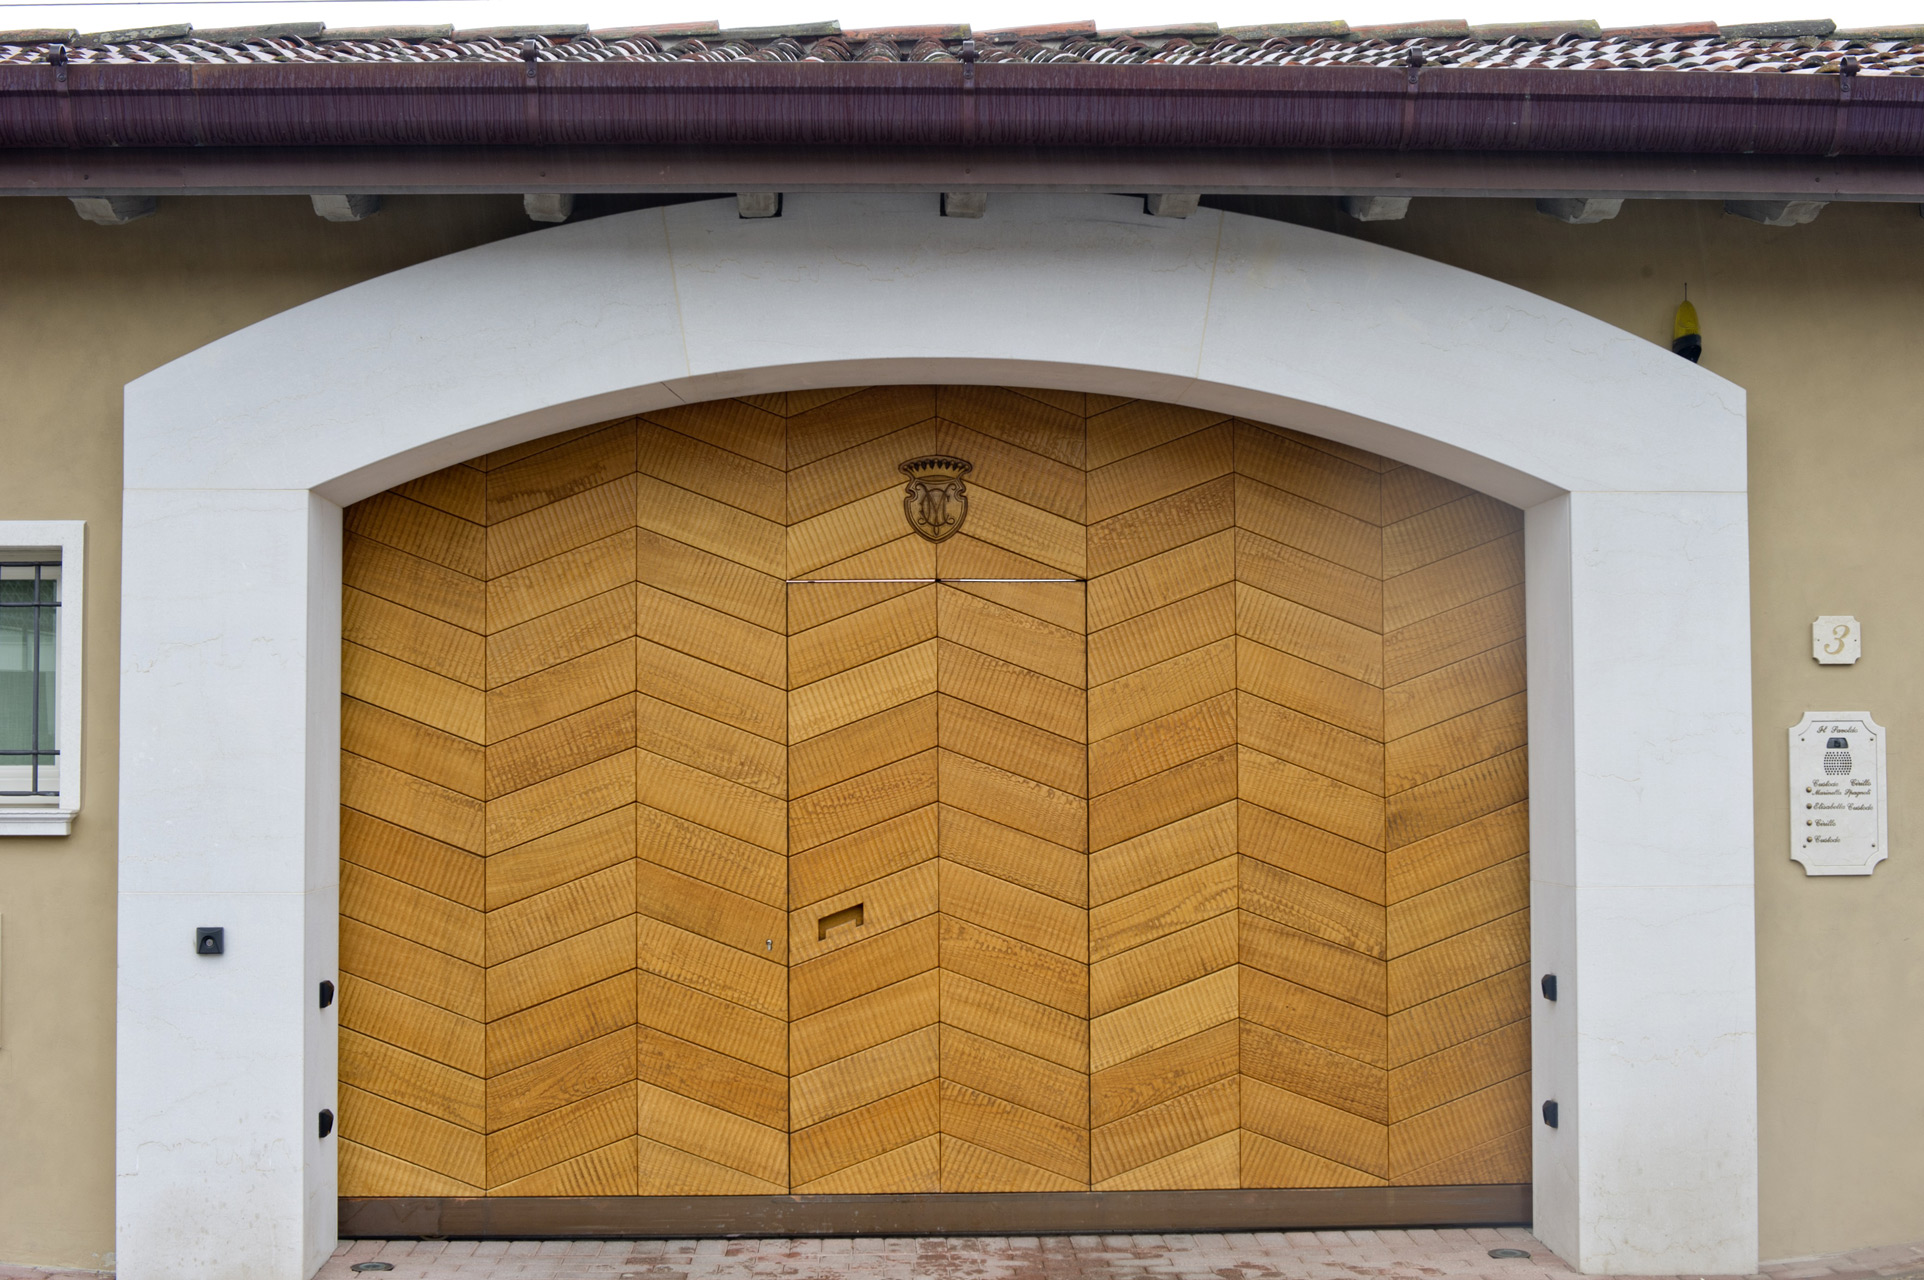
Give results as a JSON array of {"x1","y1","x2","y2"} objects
[{"x1": 1789, "y1": 712, "x2": 1888, "y2": 876}]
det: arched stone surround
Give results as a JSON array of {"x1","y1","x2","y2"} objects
[{"x1": 116, "y1": 194, "x2": 1756, "y2": 1280}]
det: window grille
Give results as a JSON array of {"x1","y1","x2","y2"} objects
[{"x1": 0, "y1": 561, "x2": 60, "y2": 798}]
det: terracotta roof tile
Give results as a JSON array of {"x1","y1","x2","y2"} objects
[{"x1": 6, "y1": 16, "x2": 1924, "y2": 75}]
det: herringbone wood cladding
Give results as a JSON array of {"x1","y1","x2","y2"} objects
[{"x1": 340, "y1": 387, "x2": 1528, "y2": 1198}]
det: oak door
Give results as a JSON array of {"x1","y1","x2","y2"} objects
[{"x1": 338, "y1": 388, "x2": 1530, "y2": 1198}]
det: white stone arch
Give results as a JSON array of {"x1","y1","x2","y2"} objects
[{"x1": 116, "y1": 194, "x2": 1756, "y2": 1280}]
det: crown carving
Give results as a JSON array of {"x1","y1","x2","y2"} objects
[{"x1": 897, "y1": 455, "x2": 974, "y2": 481}]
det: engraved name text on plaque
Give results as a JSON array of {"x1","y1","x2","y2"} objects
[{"x1": 1789, "y1": 711, "x2": 1888, "y2": 876}]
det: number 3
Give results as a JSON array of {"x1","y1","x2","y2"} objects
[{"x1": 1825, "y1": 623, "x2": 1852, "y2": 656}]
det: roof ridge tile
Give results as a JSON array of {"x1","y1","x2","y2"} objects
[
  {"x1": 316, "y1": 25, "x2": 455, "y2": 41},
  {"x1": 1599, "y1": 21, "x2": 1719, "y2": 37},
  {"x1": 844, "y1": 23, "x2": 971, "y2": 40},
  {"x1": 1470, "y1": 19, "x2": 1601, "y2": 38},
  {"x1": 191, "y1": 23, "x2": 324, "y2": 43},
  {"x1": 1096, "y1": 22, "x2": 1220, "y2": 37},
  {"x1": 713, "y1": 20, "x2": 841, "y2": 39},
  {"x1": 450, "y1": 24, "x2": 590, "y2": 40},
  {"x1": 1719, "y1": 17, "x2": 1836, "y2": 37},
  {"x1": 979, "y1": 20, "x2": 1099, "y2": 40},
  {"x1": 1349, "y1": 18, "x2": 1471, "y2": 39},
  {"x1": 592, "y1": 22, "x2": 719, "y2": 38},
  {"x1": 1222, "y1": 21, "x2": 1350, "y2": 39},
  {"x1": 75, "y1": 23, "x2": 191, "y2": 47}
]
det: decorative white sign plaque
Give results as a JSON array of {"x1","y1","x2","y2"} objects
[
  {"x1": 1813, "y1": 616, "x2": 1861, "y2": 664},
  {"x1": 1789, "y1": 712, "x2": 1888, "y2": 876}
]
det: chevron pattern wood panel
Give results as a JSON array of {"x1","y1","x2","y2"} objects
[
  {"x1": 1235, "y1": 421, "x2": 1530, "y2": 1189},
  {"x1": 342, "y1": 387, "x2": 1527, "y2": 1200},
  {"x1": 785, "y1": 386, "x2": 943, "y2": 1193},
  {"x1": 482, "y1": 422, "x2": 644, "y2": 1197},
  {"x1": 632, "y1": 399, "x2": 790, "y2": 1196},
  {"x1": 1086, "y1": 402, "x2": 1241, "y2": 1191},
  {"x1": 340, "y1": 469, "x2": 490, "y2": 1197},
  {"x1": 1378, "y1": 463, "x2": 1530, "y2": 1186},
  {"x1": 934, "y1": 387, "x2": 1089, "y2": 1192}
]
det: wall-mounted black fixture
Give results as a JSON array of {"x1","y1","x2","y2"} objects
[
  {"x1": 319, "y1": 980, "x2": 335, "y2": 1009},
  {"x1": 1542, "y1": 1100, "x2": 1560, "y2": 1128},
  {"x1": 319, "y1": 1109, "x2": 334, "y2": 1139},
  {"x1": 1541, "y1": 973, "x2": 1558, "y2": 1001},
  {"x1": 195, "y1": 927, "x2": 224, "y2": 956}
]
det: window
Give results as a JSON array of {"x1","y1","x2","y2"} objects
[
  {"x1": 0, "y1": 561, "x2": 60, "y2": 799},
  {"x1": 0, "y1": 524, "x2": 83, "y2": 836}
]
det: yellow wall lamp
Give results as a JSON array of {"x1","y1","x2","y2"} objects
[{"x1": 1673, "y1": 289, "x2": 1702, "y2": 362}]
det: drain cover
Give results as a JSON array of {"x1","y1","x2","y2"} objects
[
  {"x1": 1488, "y1": 1248, "x2": 1532, "y2": 1259},
  {"x1": 349, "y1": 1265, "x2": 395, "y2": 1273}
]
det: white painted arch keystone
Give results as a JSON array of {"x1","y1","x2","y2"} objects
[{"x1": 118, "y1": 193, "x2": 1757, "y2": 1280}]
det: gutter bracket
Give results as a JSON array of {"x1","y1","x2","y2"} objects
[
  {"x1": 50, "y1": 46, "x2": 77, "y2": 148},
  {"x1": 961, "y1": 37, "x2": 977, "y2": 147},
  {"x1": 1828, "y1": 56, "x2": 1856, "y2": 158},
  {"x1": 1400, "y1": 49, "x2": 1425, "y2": 152},
  {"x1": 521, "y1": 38, "x2": 543, "y2": 144}
]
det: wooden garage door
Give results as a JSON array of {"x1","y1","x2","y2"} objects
[{"x1": 338, "y1": 387, "x2": 1529, "y2": 1199}]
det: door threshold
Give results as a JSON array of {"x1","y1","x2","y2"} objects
[{"x1": 341, "y1": 1186, "x2": 1529, "y2": 1239}]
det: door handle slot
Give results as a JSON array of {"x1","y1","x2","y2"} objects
[{"x1": 817, "y1": 903, "x2": 864, "y2": 940}]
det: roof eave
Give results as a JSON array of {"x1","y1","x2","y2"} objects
[{"x1": 2, "y1": 60, "x2": 1920, "y2": 157}]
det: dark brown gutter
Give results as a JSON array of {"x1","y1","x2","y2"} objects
[{"x1": 4, "y1": 60, "x2": 1924, "y2": 157}]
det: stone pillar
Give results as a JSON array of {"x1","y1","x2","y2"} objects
[
  {"x1": 1526, "y1": 491, "x2": 1758, "y2": 1275},
  {"x1": 118, "y1": 491, "x2": 341, "y2": 1280}
]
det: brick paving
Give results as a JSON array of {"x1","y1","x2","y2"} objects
[
  {"x1": 299, "y1": 1228, "x2": 1922, "y2": 1280},
  {"x1": 315, "y1": 1229, "x2": 1553, "y2": 1280},
  {"x1": 7, "y1": 1229, "x2": 1923, "y2": 1280}
]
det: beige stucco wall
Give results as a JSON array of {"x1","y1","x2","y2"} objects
[
  {"x1": 0, "y1": 194, "x2": 529, "y2": 1271},
  {"x1": 0, "y1": 189, "x2": 1918, "y2": 1268}
]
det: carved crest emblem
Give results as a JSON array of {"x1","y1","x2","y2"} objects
[{"x1": 899, "y1": 455, "x2": 973, "y2": 542}]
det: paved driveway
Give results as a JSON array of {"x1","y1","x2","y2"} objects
[{"x1": 11, "y1": 1227, "x2": 1923, "y2": 1280}]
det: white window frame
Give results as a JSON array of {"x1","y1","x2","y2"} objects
[{"x1": 0, "y1": 521, "x2": 84, "y2": 836}]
